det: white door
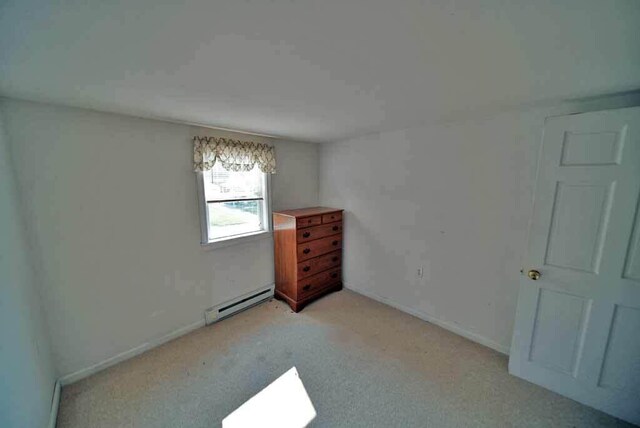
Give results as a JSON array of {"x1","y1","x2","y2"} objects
[{"x1": 509, "y1": 107, "x2": 640, "y2": 424}]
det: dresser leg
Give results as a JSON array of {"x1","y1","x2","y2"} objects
[{"x1": 274, "y1": 289, "x2": 300, "y2": 312}]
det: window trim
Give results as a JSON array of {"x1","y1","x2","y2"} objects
[{"x1": 196, "y1": 170, "x2": 272, "y2": 250}]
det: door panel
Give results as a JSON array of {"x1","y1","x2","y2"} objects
[
  {"x1": 528, "y1": 289, "x2": 590, "y2": 376},
  {"x1": 598, "y1": 305, "x2": 640, "y2": 394},
  {"x1": 509, "y1": 107, "x2": 640, "y2": 425},
  {"x1": 623, "y1": 202, "x2": 640, "y2": 281},
  {"x1": 544, "y1": 182, "x2": 614, "y2": 273},
  {"x1": 560, "y1": 128, "x2": 626, "y2": 166}
]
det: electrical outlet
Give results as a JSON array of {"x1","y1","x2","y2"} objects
[{"x1": 417, "y1": 267, "x2": 424, "y2": 278}]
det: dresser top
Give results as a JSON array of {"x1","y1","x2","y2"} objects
[{"x1": 273, "y1": 206, "x2": 343, "y2": 218}]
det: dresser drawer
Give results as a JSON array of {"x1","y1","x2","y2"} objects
[
  {"x1": 297, "y1": 267, "x2": 341, "y2": 299},
  {"x1": 296, "y1": 222, "x2": 342, "y2": 243},
  {"x1": 322, "y1": 212, "x2": 342, "y2": 224},
  {"x1": 297, "y1": 234, "x2": 342, "y2": 261},
  {"x1": 297, "y1": 250, "x2": 341, "y2": 279},
  {"x1": 297, "y1": 215, "x2": 322, "y2": 229}
]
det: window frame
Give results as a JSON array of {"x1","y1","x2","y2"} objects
[{"x1": 196, "y1": 169, "x2": 272, "y2": 250}]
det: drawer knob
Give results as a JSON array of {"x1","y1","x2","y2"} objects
[
  {"x1": 303, "y1": 248, "x2": 311, "y2": 254},
  {"x1": 332, "y1": 240, "x2": 338, "y2": 246},
  {"x1": 332, "y1": 256, "x2": 338, "y2": 262},
  {"x1": 331, "y1": 272, "x2": 338, "y2": 279},
  {"x1": 303, "y1": 231, "x2": 311, "y2": 238},
  {"x1": 303, "y1": 266, "x2": 310, "y2": 272},
  {"x1": 332, "y1": 226, "x2": 339, "y2": 231},
  {"x1": 303, "y1": 284, "x2": 311, "y2": 291}
]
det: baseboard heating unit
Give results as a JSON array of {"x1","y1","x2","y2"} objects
[{"x1": 205, "y1": 285, "x2": 274, "y2": 325}]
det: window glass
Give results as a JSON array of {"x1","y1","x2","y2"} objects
[{"x1": 202, "y1": 163, "x2": 267, "y2": 241}]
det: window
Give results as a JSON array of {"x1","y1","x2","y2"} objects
[{"x1": 198, "y1": 162, "x2": 271, "y2": 246}]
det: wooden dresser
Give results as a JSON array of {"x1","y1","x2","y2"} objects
[{"x1": 273, "y1": 207, "x2": 343, "y2": 312}]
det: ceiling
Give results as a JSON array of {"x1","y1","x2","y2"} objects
[{"x1": 1, "y1": 0, "x2": 639, "y2": 143}]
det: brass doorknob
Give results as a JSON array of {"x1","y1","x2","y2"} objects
[{"x1": 527, "y1": 269, "x2": 541, "y2": 281}]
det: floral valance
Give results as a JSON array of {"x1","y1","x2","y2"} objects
[{"x1": 193, "y1": 136, "x2": 276, "y2": 174}]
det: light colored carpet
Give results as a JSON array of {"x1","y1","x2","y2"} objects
[{"x1": 57, "y1": 289, "x2": 631, "y2": 427}]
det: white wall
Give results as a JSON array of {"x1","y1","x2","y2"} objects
[
  {"x1": 0, "y1": 106, "x2": 56, "y2": 426},
  {"x1": 319, "y1": 92, "x2": 640, "y2": 353},
  {"x1": 0, "y1": 98, "x2": 319, "y2": 378}
]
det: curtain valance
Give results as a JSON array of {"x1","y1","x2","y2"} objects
[{"x1": 193, "y1": 136, "x2": 276, "y2": 174}]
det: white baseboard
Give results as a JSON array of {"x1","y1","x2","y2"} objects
[
  {"x1": 59, "y1": 318, "x2": 206, "y2": 386},
  {"x1": 344, "y1": 283, "x2": 511, "y2": 355},
  {"x1": 48, "y1": 380, "x2": 61, "y2": 428}
]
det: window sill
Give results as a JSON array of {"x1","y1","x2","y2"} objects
[{"x1": 201, "y1": 230, "x2": 272, "y2": 251}]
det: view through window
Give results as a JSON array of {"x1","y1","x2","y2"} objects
[{"x1": 203, "y1": 162, "x2": 267, "y2": 241}]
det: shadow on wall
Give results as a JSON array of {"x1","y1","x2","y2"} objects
[{"x1": 0, "y1": 110, "x2": 57, "y2": 428}]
